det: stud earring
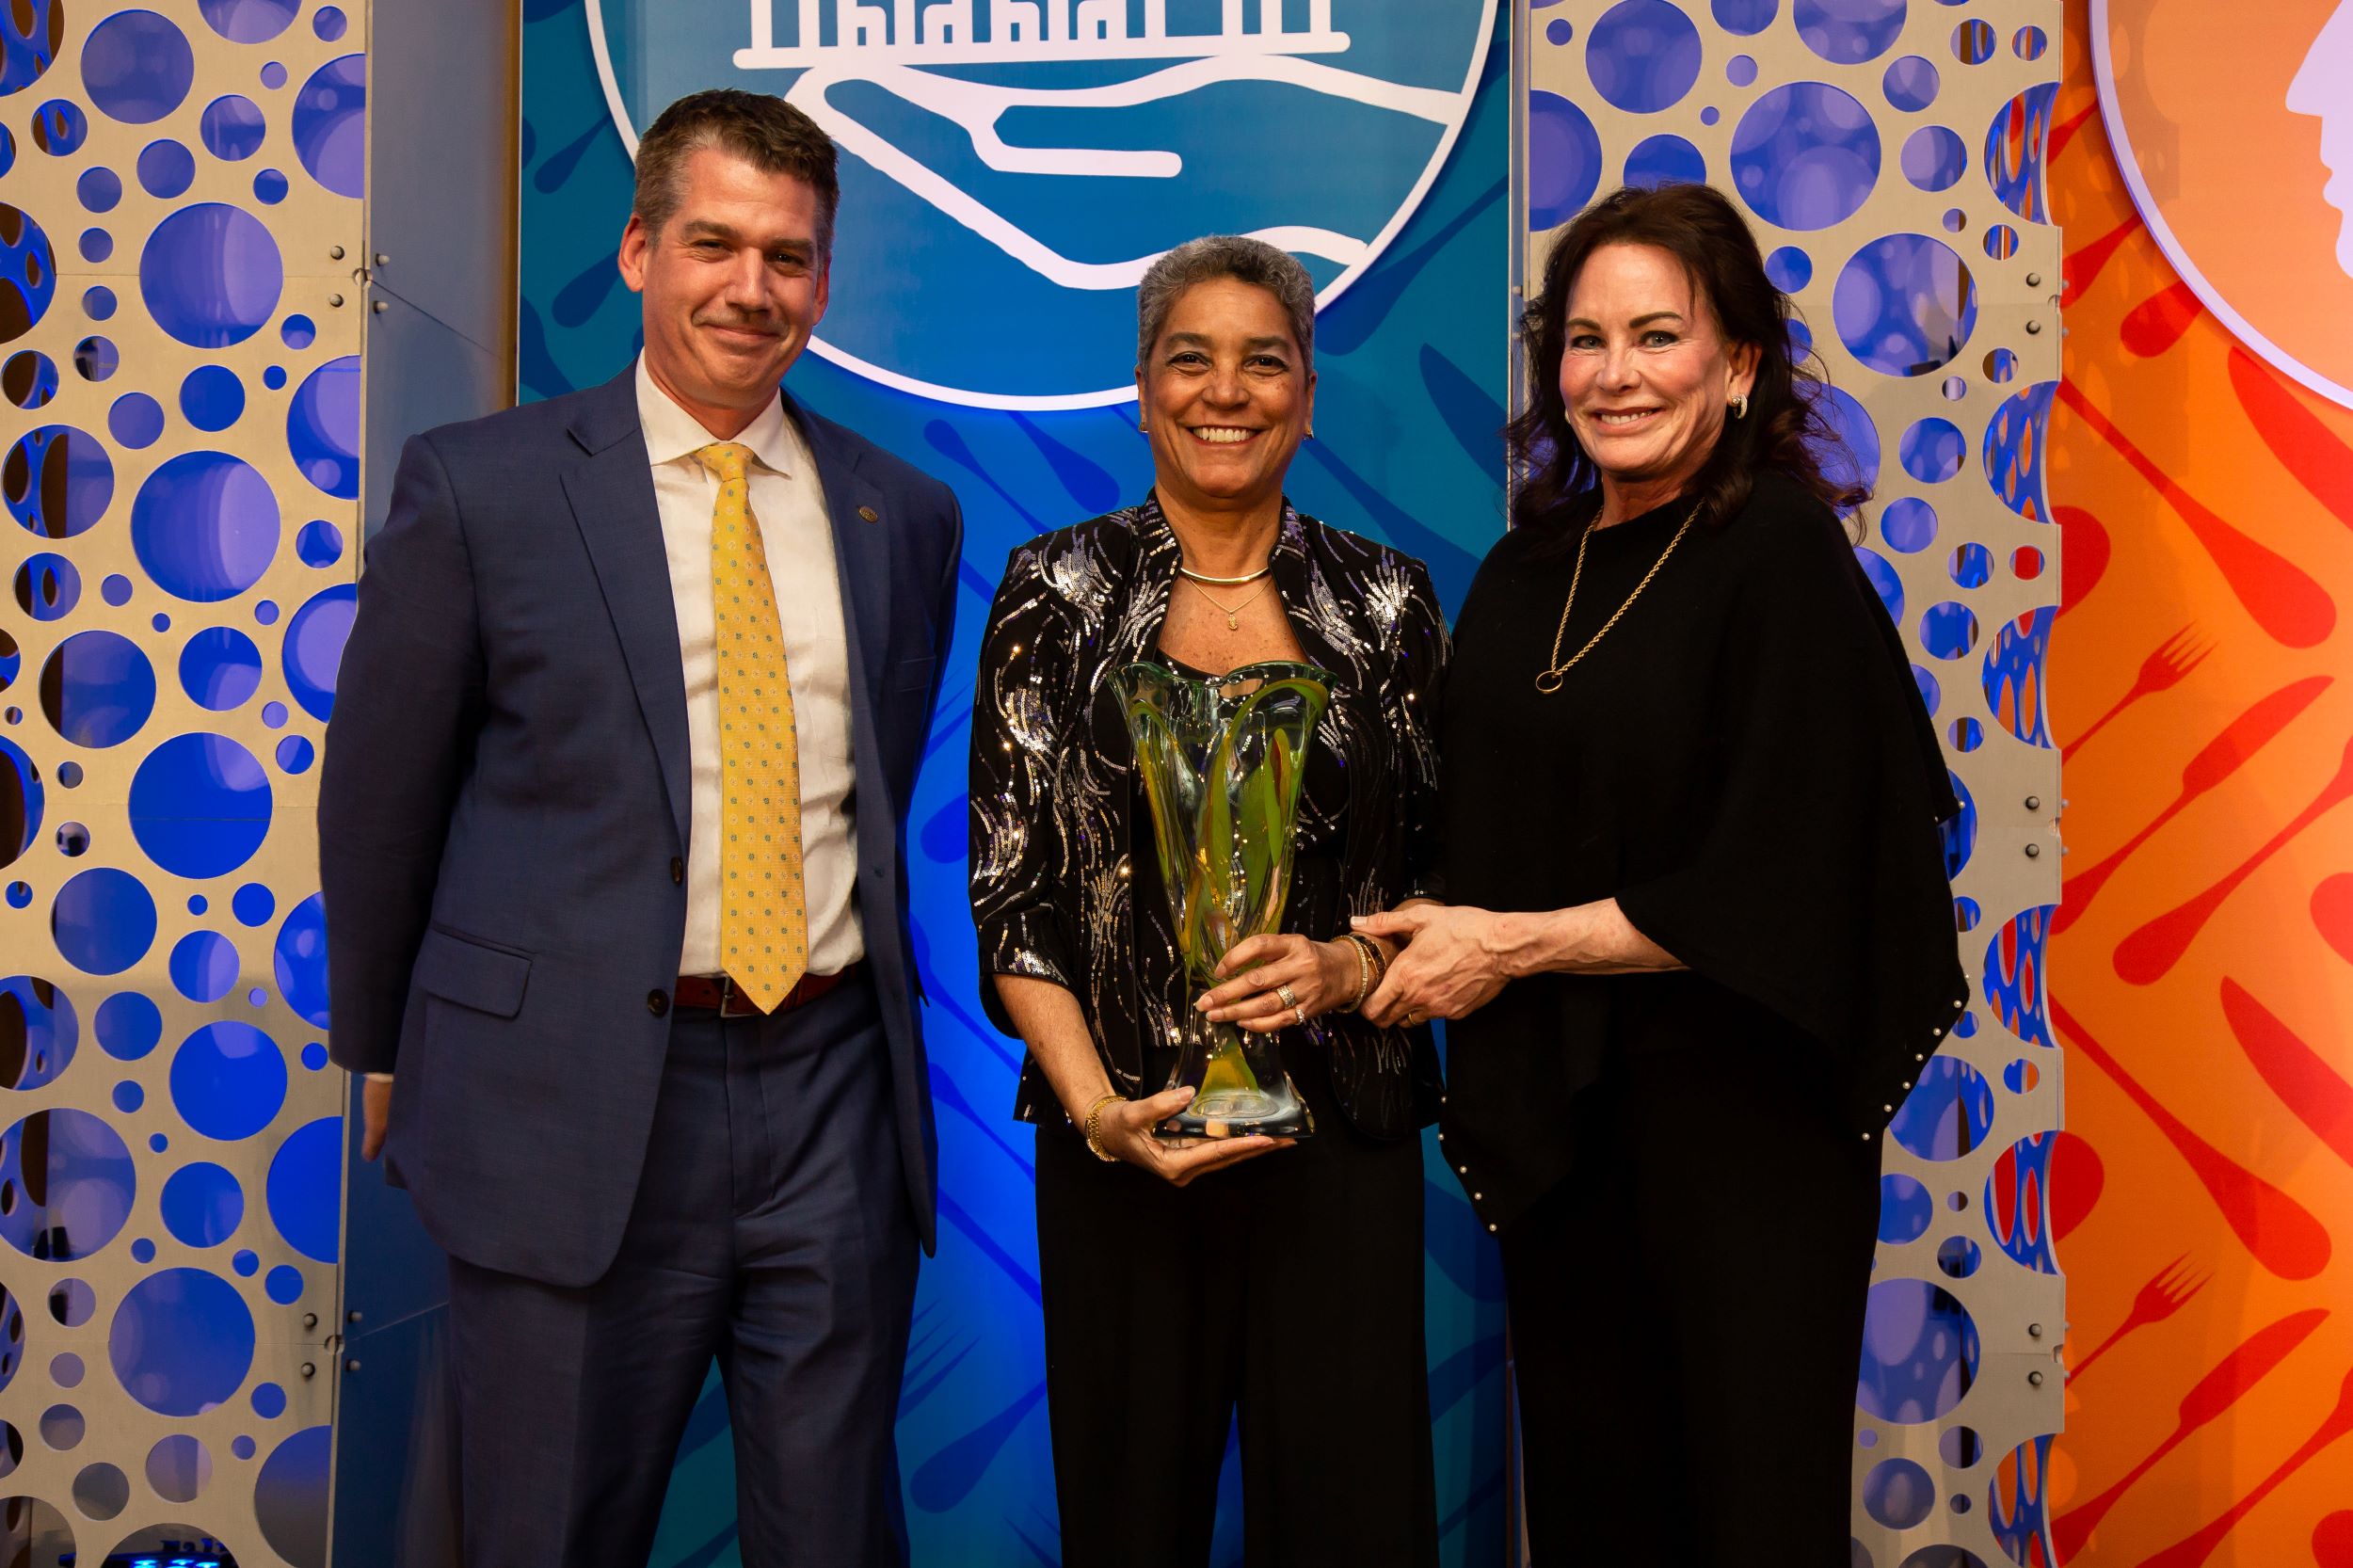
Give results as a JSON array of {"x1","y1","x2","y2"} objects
[{"x1": 1729, "y1": 394, "x2": 1749, "y2": 420}]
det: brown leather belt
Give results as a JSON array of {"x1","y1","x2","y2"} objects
[{"x1": 674, "y1": 963, "x2": 860, "y2": 1018}]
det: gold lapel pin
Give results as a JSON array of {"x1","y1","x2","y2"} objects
[{"x1": 857, "y1": 504, "x2": 880, "y2": 523}]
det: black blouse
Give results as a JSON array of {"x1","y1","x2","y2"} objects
[
  {"x1": 1437, "y1": 473, "x2": 1966, "y2": 1233},
  {"x1": 969, "y1": 496, "x2": 1449, "y2": 1141}
]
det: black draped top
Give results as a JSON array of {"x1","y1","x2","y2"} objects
[
  {"x1": 969, "y1": 496, "x2": 1448, "y2": 1141},
  {"x1": 1437, "y1": 473, "x2": 1966, "y2": 1234}
]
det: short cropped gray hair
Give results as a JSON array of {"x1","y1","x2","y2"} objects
[{"x1": 1135, "y1": 236, "x2": 1317, "y2": 367}]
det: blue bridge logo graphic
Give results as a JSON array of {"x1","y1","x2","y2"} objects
[{"x1": 588, "y1": 0, "x2": 1494, "y2": 407}]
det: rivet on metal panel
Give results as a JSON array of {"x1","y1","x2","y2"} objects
[
  {"x1": 2028, "y1": 1322, "x2": 2043, "y2": 1337},
  {"x1": 2025, "y1": 273, "x2": 2041, "y2": 286},
  {"x1": 348, "y1": 1310, "x2": 364, "y2": 1324},
  {"x1": 375, "y1": 253, "x2": 390, "y2": 265},
  {"x1": 2025, "y1": 843, "x2": 2041, "y2": 857},
  {"x1": 2025, "y1": 321, "x2": 2043, "y2": 334},
  {"x1": 329, "y1": 246, "x2": 346, "y2": 260},
  {"x1": 2024, "y1": 795, "x2": 2040, "y2": 809},
  {"x1": 301, "y1": 1363, "x2": 317, "y2": 1380},
  {"x1": 329, "y1": 294, "x2": 345, "y2": 308},
  {"x1": 373, "y1": 300, "x2": 388, "y2": 313},
  {"x1": 303, "y1": 1314, "x2": 317, "y2": 1330},
  {"x1": 2028, "y1": 1369, "x2": 2045, "y2": 1386},
  {"x1": 346, "y1": 1359, "x2": 362, "y2": 1373}
]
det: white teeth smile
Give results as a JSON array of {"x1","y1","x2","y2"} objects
[
  {"x1": 1190, "y1": 426, "x2": 1257, "y2": 443},
  {"x1": 1596, "y1": 410, "x2": 1655, "y2": 425}
]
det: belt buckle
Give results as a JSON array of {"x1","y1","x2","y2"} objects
[{"x1": 715, "y1": 976, "x2": 762, "y2": 1019}]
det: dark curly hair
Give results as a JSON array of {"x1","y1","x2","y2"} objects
[{"x1": 1506, "y1": 183, "x2": 1866, "y2": 542}]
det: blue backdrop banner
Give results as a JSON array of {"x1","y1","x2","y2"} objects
[{"x1": 520, "y1": 2, "x2": 1511, "y2": 1560}]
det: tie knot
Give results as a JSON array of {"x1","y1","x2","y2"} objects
[{"x1": 695, "y1": 441, "x2": 755, "y2": 484}]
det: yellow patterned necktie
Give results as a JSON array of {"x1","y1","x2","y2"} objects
[{"x1": 696, "y1": 441, "x2": 807, "y2": 1012}]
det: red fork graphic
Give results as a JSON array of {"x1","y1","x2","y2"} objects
[{"x1": 2069, "y1": 1254, "x2": 2210, "y2": 1381}]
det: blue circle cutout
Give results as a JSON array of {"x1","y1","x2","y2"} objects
[
  {"x1": 108, "y1": 392, "x2": 165, "y2": 449},
  {"x1": 232, "y1": 1248, "x2": 259, "y2": 1276},
  {"x1": 252, "y1": 168, "x2": 288, "y2": 205},
  {"x1": 1900, "y1": 417, "x2": 1966, "y2": 483},
  {"x1": 140, "y1": 204, "x2": 283, "y2": 347},
  {"x1": 1795, "y1": 0, "x2": 1908, "y2": 65},
  {"x1": 169, "y1": 1020, "x2": 286, "y2": 1141},
  {"x1": 179, "y1": 365, "x2": 245, "y2": 432},
  {"x1": 31, "y1": 99, "x2": 86, "y2": 153},
  {"x1": 130, "y1": 733, "x2": 273, "y2": 877},
  {"x1": 168, "y1": 930, "x2": 239, "y2": 1004},
  {"x1": 1882, "y1": 497, "x2": 1938, "y2": 552},
  {"x1": 253, "y1": 1382, "x2": 287, "y2": 1417},
  {"x1": 96, "y1": 992, "x2": 163, "y2": 1061},
  {"x1": 0, "y1": 974, "x2": 76, "y2": 1090},
  {"x1": 1730, "y1": 82, "x2": 1882, "y2": 231},
  {"x1": 132, "y1": 451, "x2": 281, "y2": 601},
  {"x1": 0, "y1": 1109, "x2": 135, "y2": 1257},
  {"x1": 40, "y1": 631, "x2": 157, "y2": 748},
  {"x1": 5, "y1": 425, "x2": 113, "y2": 537},
  {"x1": 274, "y1": 892, "x2": 328, "y2": 1029},
  {"x1": 200, "y1": 93, "x2": 265, "y2": 161},
  {"x1": 0, "y1": 736, "x2": 40, "y2": 865},
  {"x1": 287, "y1": 356, "x2": 359, "y2": 498},
  {"x1": 314, "y1": 5, "x2": 347, "y2": 40},
  {"x1": 179, "y1": 627, "x2": 263, "y2": 711},
  {"x1": 109, "y1": 1268, "x2": 257, "y2": 1416},
  {"x1": 1625, "y1": 133, "x2": 1706, "y2": 189},
  {"x1": 1712, "y1": 0, "x2": 1779, "y2": 33},
  {"x1": 300, "y1": 1041, "x2": 327, "y2": 1070},
  {"x1": 1835, "y1": 233, "x2": 1977, "y2": 376},
  {"x1": 295, "y1": 519, "x2": 344, "y2": 568},
  {"x1": 159, "y1": 1161, "x2": 244, "y2": 1247},
  {"x1": 200, "y1": 0, "x2": 298, "y2": 43},
  {"x1": 1765, "y1": 246, "x2": 1815, "y2": 292},
  {"x1": 264, "y1": 1264, "x2": 303, "y2": 1304},
  {"x1": 1879, "y1": 1172, "x2": 1932, "y2": 1243},
  {"x1": 291, "y1": 55, "x2": 364, "y2": 198},
  {"x1": 76, "y1": 168, "x2": 121, "y2": 213},
  {"x1": 100, "y1": 574, "x2": 131, "y2": 607},
  {"x1": 280, "y1": 313, "x2": 314, "y2": 349},
  {"x1": 3, "y1": 348, "x2": 58, "y2": 408},
  {"x1": 16, "y1": 552, "x2": 78, "y2": 621},
  {"x1": 1884, "y1": 55, "x2": 1939, "y2": 111},
  {"x1": 267, "y1": 1117, "x2": 341, "y2": 1263},
  {"x1": 52, "y1": 868, "x2": 158, "y2": 976},
  {"x1": 1901, "y1": 124, "x2": 1967, "y2": 192},
  {"x1": 1586, "y1": 1, "x2": 1704, "y2": 114},
  {"x1": 0, "y1": 204, "x2": 59, "y2": 342},
  {"x1": 137, "y1": 137, "x2": 196, "y2": 199},
  {"x1": 1528, "y1": 90, "x2": 1605, "y2": 230},
  {"x1": 232, "y1": 883, "x2": 275, "y2": 926},
  {"x1": 1855, "y1": 546, "x2": 1903, "y2": 624},
  {"x1": 75, "y1": 333, "x2": 119, "y2": 385},
  {"x1": 80, "y1": 9, "x2": 194, "y2": 123},
  {"x1": 283, "y1": 585, "x2": 355, "y2": 722},
  {"x1": 76, "y1": 228, "x2": 112, "y2": 264},
  {"x1": 275, "y1": 735, "x2": 314, "y2": 775}
]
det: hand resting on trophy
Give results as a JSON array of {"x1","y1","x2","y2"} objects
[{"x1": 1194, "y1": 933, "x2": 1366, "y2": 1032}]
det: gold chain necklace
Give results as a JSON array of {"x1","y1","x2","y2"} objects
[
  {"x1": 1533, "y1": 500, "x2": 1701, "y2": 694},
  {"x1": 1188, "y1": 574, "x2": 1273, "y2": 631}
]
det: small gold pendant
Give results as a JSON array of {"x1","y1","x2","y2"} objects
[{"x1": 1225, "y1": 614, "x2": 1239, "y2": 631}]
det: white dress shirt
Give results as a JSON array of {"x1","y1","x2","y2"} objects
[{"x1": 636, "y1": 358, "x2": 864, "y2": 979}]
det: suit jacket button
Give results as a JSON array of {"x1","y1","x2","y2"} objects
[
  {"x1": 669, "y1": 857, "x2": 684, "y2": 886},
  {"x1": 647, "y1": 989, "x2": 670, "y2": 1017}
]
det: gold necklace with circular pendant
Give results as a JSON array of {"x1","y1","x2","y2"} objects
[
  {"x1": 1533, "y1": 500, "x2": 1702, "y2": 694},
  {"x1": 1188, "y1": 574, "x2": 1273, "y2": 631}
]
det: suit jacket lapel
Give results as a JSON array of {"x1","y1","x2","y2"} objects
[
  {"x1": 561, "y1": 371, "x2": 693, "y2": 849},
  {"x1": 791, "y1": 392, "x2": 893, "y2": 718}
]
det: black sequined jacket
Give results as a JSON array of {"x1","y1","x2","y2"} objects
[{"x1": 968, "y1": 495, "x2": 1449, "y2": 1141}]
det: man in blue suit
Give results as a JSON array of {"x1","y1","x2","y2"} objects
[{"x1": 321, "y1": 89, "x2": 960, "y2": 1566}]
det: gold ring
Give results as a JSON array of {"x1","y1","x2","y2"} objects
[{"x1": 1275, "y1": 983, "x2": 1300, "y2": 1010}]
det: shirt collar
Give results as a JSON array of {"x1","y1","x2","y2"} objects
[{"x1": 634, "y1": 355, "x2": 797, "y2": 479}]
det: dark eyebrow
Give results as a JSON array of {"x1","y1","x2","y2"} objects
[
  {"x1": 1562, "y1": 311, "x2": 1687, "y2": 330},
  {"x1": 677, "y1": 218, "x2": 813, "y2": 255},
  {"x1": 1161, "y1": 332, "x2": 1295, "y2": 353}
]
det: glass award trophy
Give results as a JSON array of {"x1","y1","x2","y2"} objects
[{"x1": 1113, "y1": 659, "x2": 1334, "y2": 1141}]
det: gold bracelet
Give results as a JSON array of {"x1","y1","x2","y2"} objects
[
  {"x1": 1081, "y1": 1092, "x2": 1125, "y2": 1162},
  {"x1": 1340, "y1": 934, "x2": 1374, "y2": 1011}
]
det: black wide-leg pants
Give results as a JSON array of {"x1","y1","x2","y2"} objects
[
  {"x1": 1034, "y1": 1092, "x2": 1440, "y2": 1568},
  {"x1": 1500, "y1": 1037, "x2": 1881, "y2": 1566}
]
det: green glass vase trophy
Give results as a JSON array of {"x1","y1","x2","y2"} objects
[{"x1": 1113, "y1": 660, "x2": 1336, "y2": 1141}]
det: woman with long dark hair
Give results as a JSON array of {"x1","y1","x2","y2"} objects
[{"x1": 1355, "y1": 183, "x2": 1964, "y2": 1561}]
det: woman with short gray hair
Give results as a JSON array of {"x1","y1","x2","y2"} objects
[{"x1": 969, "y1": 235, "x2": 1445, "y2": 1565}]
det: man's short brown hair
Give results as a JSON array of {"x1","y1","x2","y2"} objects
[{"x1": 632, "y1": 88, "x2": 840, "y2": 258}]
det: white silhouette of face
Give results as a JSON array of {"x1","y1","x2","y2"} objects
[{"x1": 2291, "y1": 0, "x2": 2353, "y2": 277}]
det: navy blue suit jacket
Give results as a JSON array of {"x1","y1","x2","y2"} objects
[{"x1": 321, "y1": 367, "x2": 960, "y2": 1287}]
